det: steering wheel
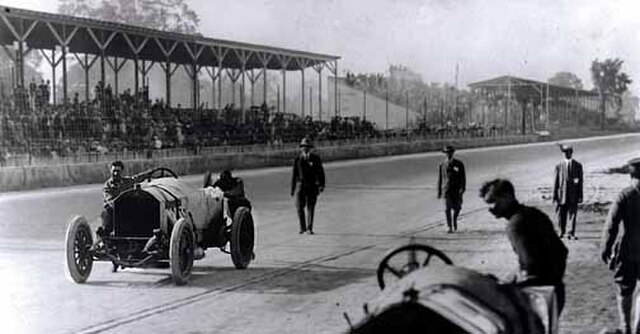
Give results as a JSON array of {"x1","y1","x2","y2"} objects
[
  {"x1": 144, "y1": 167, "x2": 179, "y2": 181},
  {"x1": 376, "y1": 244, "x2": 453, "y2": 290}
]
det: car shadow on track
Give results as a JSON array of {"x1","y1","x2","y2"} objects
[
  {"x1": 188, "y1": 264, "x2": 376, "y2": 294},
  {"x1": 81, "y1": 264, "x2": 375, "y2": 294}
]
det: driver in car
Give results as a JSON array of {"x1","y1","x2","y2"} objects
[{"x1": 97, "y1": 160, "x2": 144, "y2": 240}]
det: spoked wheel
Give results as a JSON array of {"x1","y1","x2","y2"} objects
[
  {"x1": 376, "y1": 244, "x2": 453, "y2": 290},
  {"x1": 170, "y1": 218, "x2": 195, "y2": 285},
  {"x1": 230, "y1": 207, "x2": 255, "y2": 269},
  {"x1": 64, "y1": 215, "x2": 94, "y2": 283}
]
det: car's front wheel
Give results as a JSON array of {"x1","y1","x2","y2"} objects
[
  {"x1": 64, "y1": 215, "x2": 94, "y2": 283},
  {"x1": 170, "y1": 218, "x2": 194, "y2": 285}
]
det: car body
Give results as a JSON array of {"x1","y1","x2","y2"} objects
[
  {"x1": 64, "y1": 167, "x2": 255, "y2": 285},
  {"x1": 348, "y1": 244, "x2": 558, "y2": 334}
]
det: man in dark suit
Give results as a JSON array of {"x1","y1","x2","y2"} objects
[
  {"x1": 601, "y1": 158, "x2": 640, "y2": 334},
  {"x1": 437, "y1": 145, "x2": 466, "y2": 233},
  {"x1": 553, "y1": 144, "x2": 583, "y2": 239},
  {"x1": 291, "y1": 137, "x2": 325, "y2": 234}
]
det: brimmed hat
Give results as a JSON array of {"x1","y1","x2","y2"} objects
[
  {"x1": 442, "y1": 145, "x2": 455, "y2": 153},
  {"x1": 559, "y1": 144, "x2": 573, "y2": 152},
  {"x1": 300, "y1": 137, "x2": 314, "y2": 148}
]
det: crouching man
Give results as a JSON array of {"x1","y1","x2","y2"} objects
[
  {"x1": 480, "y1": 178, "x2": 568, "y2": 316},
  {"x1": 205, "y1": 169, "x2": 250, "y2": 222}
]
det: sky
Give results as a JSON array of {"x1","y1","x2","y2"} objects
[{"x1": 2, "y1": 0, "x2": 640, "y2": 95}]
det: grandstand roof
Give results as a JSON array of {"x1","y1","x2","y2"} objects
[
  {"x1": 468, "y1": 75, "x2": 597, "y2": 98},
  {"x1": 0, "y1": 5, "x2": 339, "y2": 70}
]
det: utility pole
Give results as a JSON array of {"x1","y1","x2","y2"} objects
[
  {"x1": 385, "y1": 81, "x2": 389, "y2": 132},
  {"x1": 405, "y1": 91, "x2": 409, "y2": 139},
  {"x1": 454, "y1": 61, "x2": 459, "y2": 122}
]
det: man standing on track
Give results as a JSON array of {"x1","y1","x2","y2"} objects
[
  {"x1": 437, "y1": 145, "x2": 466, "y2": 233},
  {"x1": 553, "y1": 144, "x2": 583, "y2": 239},
  {"x1": 291, "y1": 137, "x2": 325, "y2": 235},
  {"x1": 601, "y1": 158, "x2": 640, "y2": 334}
]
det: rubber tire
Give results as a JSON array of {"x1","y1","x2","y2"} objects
[
  {"x1": 230, "y1": 207, "x2": 255, "y2": 269},
  {"x1": 64, "y1": 215, "x2": 94, "y2": 284},
  {"x1": 169, "y1": 218, "x2": 195, "y2": 285}
]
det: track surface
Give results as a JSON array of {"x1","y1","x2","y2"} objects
[{"x1": 1, "y1": 134, "x2": 638, "y2": 333}]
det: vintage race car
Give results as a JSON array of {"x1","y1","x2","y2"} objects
[
  {"x1": 347, "y1": 244, "x2": 559, "y2": 334},
  {"x1": 64, "y1": 167, "x2": 255, "y2": 285}
]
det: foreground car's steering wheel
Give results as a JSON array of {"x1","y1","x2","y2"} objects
[
  {"x1": 377, "y1": 244, "x2": 453, "y2": 290},
  {"x1": 143, "y1": 167, "x2": 179, "y2": 181}
]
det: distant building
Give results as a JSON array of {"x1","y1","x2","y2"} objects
[
  {"x1": 389, "y1": 64, "x2": 422, "y2": 84},
  {"x1": 620, "y1": 92, "x2": 640, "y2": 124}
]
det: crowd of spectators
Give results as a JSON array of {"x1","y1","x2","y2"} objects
[{"x1": 0, "y1": 82, "x2": 384, "y2": 164}]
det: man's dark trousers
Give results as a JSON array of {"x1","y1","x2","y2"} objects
[{"x1": 295, "y1": 184, "x2": 318, "y2": 232}]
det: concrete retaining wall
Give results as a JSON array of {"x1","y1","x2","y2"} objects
[{"x1": 0, "y1": 135, "x2": 539, "y2": 192}]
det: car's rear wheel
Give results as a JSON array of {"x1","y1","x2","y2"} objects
[
  {"x1": 231, "y1": 207, "x2": 254, "y2": 269},
  {"x1": 64, "y1": 215, "x2": 94, "y2": 284},
  {"x1": 170, "y1": 218, "x2": 194, "y2": 285}
]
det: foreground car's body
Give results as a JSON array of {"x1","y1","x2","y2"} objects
[
  {"x1": 349, "y1": 244, "x2": 558, "y2": 334},
  {"x1": 64, "y1": 167, "x2": 255, "y2": 285}
]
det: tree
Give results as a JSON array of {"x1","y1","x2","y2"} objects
[
  {"x1": 56, "y1": 0, "x2": 200, "y2": 105},
  {"x1": 548, "y1": 72, "x2": 583, "y2": 90},
  {"x1": 58, "y1": 0, "x2": 200, "y2": 34},
  {"x1": 590, "y1": 58, "x2": 632, "y2": 129}
]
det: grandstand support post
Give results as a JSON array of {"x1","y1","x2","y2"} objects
[
  {"x1": 211, "y1": 46, "x2": 229, "y2": 109},
  {"x1": 134, "y1": 56, "x2": 139, "y2": 105},
  {"x1": 246, "y1": 69, "x2": 262, "y2": 108},
  {"x1": 40, "y1": 49, "x2": 63, "y2": 105},
  {"x1": 301, "y1": 68, "x2": 305, "y2": 118},
  {"x1": 324, "y1": 60, "x2": 339, "y2": 117},
  {"x1": 0, "y1": 15, "x2": 37, "y2": 99},
  {"x1": 155, "y1": 38, "x2": 179, "y2": 107},
  {"x1": 122, "y1": 34, "x2": 149, "y2": 107},
  {"x1": 87, "y1": 29, "x2": 116, "y2": 86},
  {"x1": 277, "y1": 54, "x2": 291, "y2": 115},
  {"x1": 183, "y1": 63, "x2": 202, "y2": 111},
  {"x1": 312, "y1": 63, "x2": 323, "y2": 121},
  {"x1": 259, "y1": 52, "x2": 272, "y2": 106},
  {"x1": 310, "y1": 87, "x2": 313, "y2": 119},
  {"x1": 184, "y1": 43, "x2": 204, "y2": 111},
  {"x1": 105, "y1": 57, "x2": 127, "y2": 97},
  {"x1": 296, "y1": 57, "x2": 309, "y2": 118},
  {"x1": 205, "y1": 66, "x2": 221, "y2": 111},
  {"x1": 45, "y1": 23, "x2": 78, "y2": 104},
  {"x1": 73, "y1": 52, "x2": 98, "y2": 102},
  {"x1": 225, "y1": 68, "x2": 242, "y2": 108}
]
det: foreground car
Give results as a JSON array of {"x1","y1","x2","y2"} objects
[
  {"x1": 64, "y1": 167, "x2": 255, "y2": 285},
  {"x1": 347, "y1": 244, "x2": 558, "y2": 333}
]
